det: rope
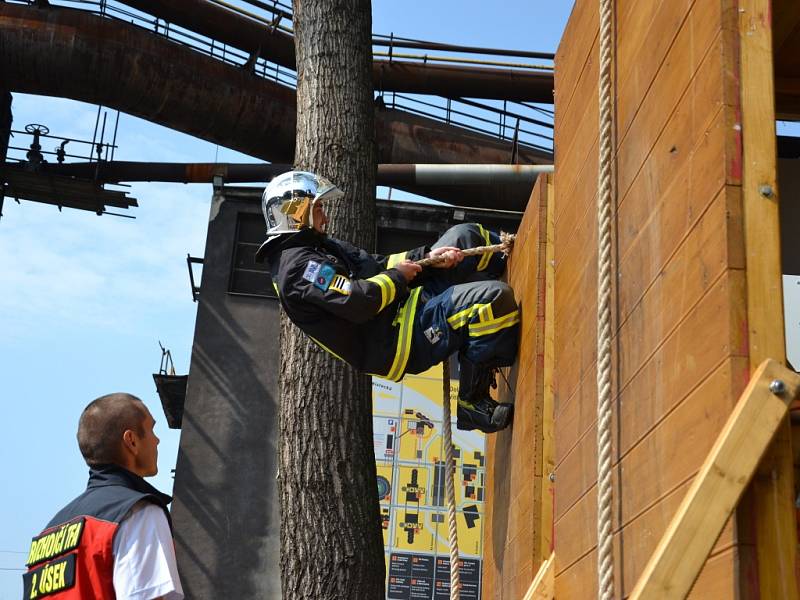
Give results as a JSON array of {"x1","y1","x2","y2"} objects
[
  {"x1": 414, "y1": 232, "x2": 516, "y2": 268},
  {"x1": 596, "y1": 0, "x2": 615, "y2": 597},
  {"x1": 432, "y1": 232, "x2": 517, "y2": 599},
  {"x1": 441, "y1": 356, "x2": 461, "y2": 599}
]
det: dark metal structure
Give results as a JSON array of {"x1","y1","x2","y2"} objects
[{"x1": 0, "y1": 1, "x2": 554, "y2": 210}]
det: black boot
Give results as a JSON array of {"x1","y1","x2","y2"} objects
[
  {"x1": 457, "y1": 398, "x2": 514, "y2": 433},
  {"x1": 457, "y1": 358, "x2": 514, "y2": 433}
]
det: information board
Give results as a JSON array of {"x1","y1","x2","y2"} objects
[{"x1": 373, "y1": 364, "x2": 485, "y2": 600}]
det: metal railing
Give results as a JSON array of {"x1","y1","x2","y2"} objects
[{"x1": 7, "y1": 0, "x2": 554, "y2": 153}]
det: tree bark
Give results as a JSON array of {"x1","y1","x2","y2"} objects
[
  {"x1": 279, "y1": 1, "x2": 383, "y2": 599},
  {"x1": 0, "y1": 90, "x2": 11, "y2": 215}
]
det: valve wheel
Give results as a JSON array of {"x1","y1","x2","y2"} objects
[{"x1": 24, "y1": 123, "x2": 50, "y2": 136}]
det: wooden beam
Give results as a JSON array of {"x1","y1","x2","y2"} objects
[
  {"x1": 539, "y1": 175, "x2": 555, "y2": 561},
  {"x1": 523, "y1": 552, "x2": 555, "y2": 600},
  {"x1": 628, "y1": 359, "x2": 800, "y2": 600},
  {"x1": 739, "y1": 0, "x2": 798, "y2": 597}
]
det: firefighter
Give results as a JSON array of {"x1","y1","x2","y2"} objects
[
  {"x1": 23, "y1": 394, "x2": 183, "y2": 599},
  {"x1": 256, "y1": 171, "x2": 519, "y2": 433}
]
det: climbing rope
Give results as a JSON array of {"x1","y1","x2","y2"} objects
[
  {"x1": 596, "y1": 0, "x2": 615, "y2": 597},
  {"x1": 414, "y1": 232, "x2": 516, "y2": 268},
  {"x1": 441, "y1": 356, "x2": 461, "y2": 600},
  {"x1": 433, "y1": 235, "x2": 516, "y2": 600},
  {"x1": 422, "y1": 232, "x2": 517, "y2": 599}
]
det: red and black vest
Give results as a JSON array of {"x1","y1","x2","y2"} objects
[{"x1": 23, "y1": 465, "x2": 172, "y2": 599}]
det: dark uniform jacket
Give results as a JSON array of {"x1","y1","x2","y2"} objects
[
  {"x1": 262, "y1": 228, "x2": 429, "y2": 380},
  {"x1": 23, "y1": 465, "x2": 172, "y2": 600}
]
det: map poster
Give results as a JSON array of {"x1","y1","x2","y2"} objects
[{"x1": 373, "y1": 363, "x2": 485, "y2": 600}]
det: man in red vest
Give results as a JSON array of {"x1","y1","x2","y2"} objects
[{"x1": 23, "y1": 393, "x2": 184, "y2": 599}]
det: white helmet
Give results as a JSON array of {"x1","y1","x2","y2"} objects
[{"x1": 261, "y1": 170, "x2": 343, "y2": 235}]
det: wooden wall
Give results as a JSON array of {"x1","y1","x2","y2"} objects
[
  {"x1": 482, "y1": 174, "x2": 554, "y2": 599},
  {"x1": 552, "y1": 0, "x2": 749, "y2": 597}
]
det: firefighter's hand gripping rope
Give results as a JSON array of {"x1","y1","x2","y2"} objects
[{"x1": 414, "y1": 232, "x2": 517, "y2": 268}]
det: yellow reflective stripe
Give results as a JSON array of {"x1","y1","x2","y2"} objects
[
  {"x1": 387, "y1": 251, "x2": 408, "y2": 269},
  {"x1": 385, "y1": 287, "x2": 422, "y2": 381},
  {"x1": 272, "y1": 282, "x2": 280, "y2": 296},
  {"x1": 476, "y1": 224, "x2": 492, "y2": 272},
  {"x1": 447, "y1": 307, "x2": 472, "y2": 329},
  {"x1": 366, "y1": 273, "x2": 396, "y2": 312},
  {"x1": 468, "y1": 310, "x2": 520, "y2": 337},
  {"x1": 446, "y1": 303, "x2": 490, "y2": 330},
  {"x1": 477, "y1": 303, "x2": 494, "y2": 323},
  {"x1": 309, "y1": 336, "x2": 346, "y2": 361}
]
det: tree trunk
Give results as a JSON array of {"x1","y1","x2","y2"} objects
[
  {"x1": 0, "y1": 91, "x2": 11, "y2": 216},
  {"x1": 279, "y1": 1, "x2": 383, "y2": 599}
]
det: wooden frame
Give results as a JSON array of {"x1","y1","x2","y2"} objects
[
  {"x1": 523, "y1": 553, "x2": 555, "y2": 600},
  {"x1": 628, "y1": 359, "x2": 800, "y2": 599},
  {"x1": 739, "y1": 0, "x2": 798, "y2": 597}
]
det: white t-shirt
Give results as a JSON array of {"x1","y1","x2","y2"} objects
[{"x1": 112, "y1": 501, "x2": 184, "y2": 600}]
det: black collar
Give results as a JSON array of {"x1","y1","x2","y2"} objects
[{"x1": 87, "y1": 464, "x2": 172, "y2": 506}]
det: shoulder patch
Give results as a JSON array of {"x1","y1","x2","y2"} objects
[
  {"x1": 329, "y1": 275, "x2": 352, "y2": 295},
  {"x1": 301, "y1": 260, "x2": 321, "y2": 283},
  {"x1": 314, "y1": 264, "x2": 337, "y2": 291}
]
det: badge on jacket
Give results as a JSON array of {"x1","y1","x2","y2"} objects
[
  {"x1": 302, "y1": 260, "x2": 321, "y2": 283},
  {"x1": 424, "y1": 327, "x2": 442, "y2": 344},
  {"x1": 314, "y1": 264, "x2": 337, "y2": 291}
]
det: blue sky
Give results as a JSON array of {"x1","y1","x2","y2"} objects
[{"x1": 0, "y1": 2, "x2": 572, "y2": 597}]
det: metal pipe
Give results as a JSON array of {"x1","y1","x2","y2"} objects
[
  {"x1": 380, "y1": 164, "x2": 554, "y2": 185},
  {"x1": 372, "y1": 52, "x2": 553, "y2": 71},
  {"x1": 371, "y1": 36, "x2": 555, "y2": 61},
  {"x1": 0, "y1": 4, "x2": 550, "y2": 210},
  {"x1": 114, "y1": 0, "x2": 554, "y2": 101},
  {"x1": 210, "y1": 1, "x2": 556, "y2": 63},
  {"x1": 36, "y1": 161, "x2": 553, "y2": 185}
]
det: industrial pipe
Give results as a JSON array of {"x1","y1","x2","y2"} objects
[
  {"x1": 34, "y1": 161, "x2": 554, "y2": 185},
  {"x1": 115, "y1": 0, "x2": 554, "y2": 101},
  {"x1": 0, "y1": 4, "x2": 549, "y2": 210}
]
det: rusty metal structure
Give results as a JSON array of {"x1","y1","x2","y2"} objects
[{"x1": 0, "y1": 0, "x2": 556, "y2": 214}]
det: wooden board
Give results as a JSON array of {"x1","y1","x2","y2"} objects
[
  {"x1": 552, "y1": 0, "x2": 751, "y2": 595},
  {"x1": 523, "y1": 553, "x2": 555, "y2": 600},
  {"x1": 554, "y1": 272, "x2": 748, "y2": 519},
  {"x1": 482, "y1": 175, "x2": 554, "y2": 598},
  {"x1": 629, "y1": 360, "x2": 800, "y2": 599},
  {"x1": 738, "y1": 0, "x2": 798, "y2": 596}
]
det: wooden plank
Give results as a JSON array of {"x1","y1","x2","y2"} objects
[
  {"x1": 628, "y1": 359, "x2": 800, "y2": 600},
  {"x1": 555, "y1": 271, "x2": 748, "y2": 520},
  {"x1": 556, "y1": 224, "x2": 746, "y2": 474},
  {"x1": 483, "y1": 176, "x2": 547, "y2": 599},
  {"x1": 738, "y1": 0, "x2": 798, "y2": 596},
  {"x1": 616, "y1": 0, "x2": 721, "y2": 196},
  {"x1": 554, "y1": 103, "x2": 730, "y2": 407},
  {"x1": 617, "y1": 0, "x2": 721, "y2": 159},
  {"x1": 554, "y1": 0, "x2": 599, "y2": 139},
  {"x1": 555, "y1": 359, "x2": 744, "y2": 574},
  {"x1": 555, "y1": 523, "x2": 737, "y2": 599},
  {"x1": 553, "y1": 60, "x2": 598, "y2": 228},
  {"x1": 617, "y1": 118, "x2": 734, "y2": 321},
  {"x1": 539, "y1": 177, "x2": 555, "y2": 561},
  {"x1": 616, "y1": 188, "x2": 734, "y2": 390},
  {"x1": 523, "y1": 553, "x2": 555, "y2": 600}
]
